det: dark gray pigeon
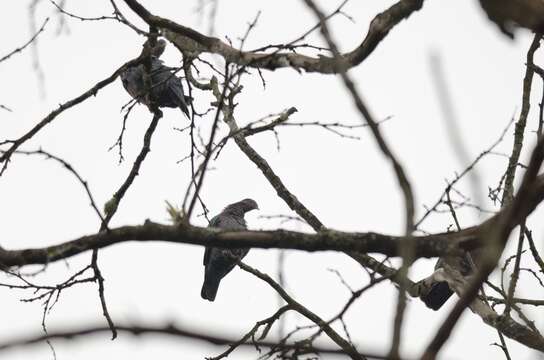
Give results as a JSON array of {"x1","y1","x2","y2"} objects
[
  {"x1": 120, "y1": 39, "x2": 190, "y2": 118},
  {"x1": 201, "y1": 198, "x2": 259, "y2": 301}
]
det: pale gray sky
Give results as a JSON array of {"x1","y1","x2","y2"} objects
[{"x1": 1, "y1": 1, "x2": 543, "y2": 359}]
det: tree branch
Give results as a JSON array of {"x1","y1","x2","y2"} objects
[
  {"x1": 121, "y1": 0, "x2": 424, "y2": 74},
  {"x1": 0, "y1": 17, "x2": 49, "y2": 63},
  {"x1": 238, "y1": 262, "x2": 365, "y2": 360},
  {"x1": 0, "y1": 321, "x2": 385, "y2": 359},
  {"x1": 502, "y1": 34, "x2": 541, "y2": 205}
]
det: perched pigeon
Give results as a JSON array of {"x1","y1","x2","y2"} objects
[
  {"x1": 420, "y1": 252, "x2": 476, "y2": 310},
  {"x1": 201, "y1": 198, "x2": 259, "y2": 301},
  {"x1": 120, "y1": 39, "x2": 190, "y2": 118},
  {"x1": 479, "y1": 0, "x2": 544, "y2": 38}
]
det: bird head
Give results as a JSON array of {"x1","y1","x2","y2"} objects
[
  {"x1": 141, "y1": 38, "x2": 167, "y2": 58},
  {"x1": 237, "y1": 198, "x2": 259, "y2": 213},
  {"x1": 222, "y1": 198, "x2": 259, "y2": 216},
  {"x1": 152, "y1": 39, "x2": 167, "y2": 58}
]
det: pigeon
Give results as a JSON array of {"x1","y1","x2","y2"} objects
[
  {"x1": 420, "y1": 252, "x2": 476, "y2": 310},
  {"x1": 479, "y1": 0, "x2": 544, "y2": 38},
  {"x1": 201, "y1": 198, "x2": 259, "y2": 301},
  {"x1": 120, "y1": 39, "x2": 190, "y2": 117}
]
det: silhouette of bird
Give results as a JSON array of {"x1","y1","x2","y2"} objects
[
  {"x1": 201, "y1": 199, "x2": 259, "y2": 301},
  {"x1": 120, "y1": 39, "x2": 190, "y2": 117}
]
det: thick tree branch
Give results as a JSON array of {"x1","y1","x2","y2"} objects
[
  {"x1": 0, "y1": 169, "x2": 543, "y2": 273},
  {"x1": 0, "y1": 168, "x2": 541, "y2": 270},
  {"x1": 0, "y1": 321, "x2": 384, "y2": 358},
  {"x1": 0, "y1": 222, "x2": 469, "y2": 268},
  {"x1": 122, "y1": 0, "x2": 424, "y2": 73}
]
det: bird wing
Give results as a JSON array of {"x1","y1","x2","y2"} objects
[
  {"x1": 203, "y1": 215, "x2": 222, "y2": 265},
  {"x1": 203, "y1": 214, "x2": 246, "y2": 265},
  {"x1": 167, "y1": 78, "x2": 190, "y2": 117},
  {"x1": 120, "y1": 67, "x2": 144, "y2": 101},
  {"x1": 150, "y1": 59, "x2": 190, "y2": 116},
  {"x1": 203, "y1": 246, "x2": 211, "y2": 266}
]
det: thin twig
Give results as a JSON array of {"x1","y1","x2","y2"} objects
[
  {"x1": 501, "y1": 34, "x2": 541, "y2": 205},
  {"x1": 0, "y1": 17, "x2": 49, "y2": 63},
  {"x1": 238, "y1": 262, "x2": 365, "y2": 360},
  {"x1": 10, "y1": 149, "x2": 105, "y2": 223}
]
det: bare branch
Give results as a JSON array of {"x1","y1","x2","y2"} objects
[
  {"x1": 502, "y1": 34, "x2": 541, "y2": 205},
  {"x1": 416, "y1": 117, "x2": 513, "y2": 228},
  {"x1": 9, "y1": 149, "x2": 105, "y2": 223},
  {"x1": 122, "y1": 0, "x2": 425, "y2": 73},
  {"x1": 0, "y1": 17, "x2": 49, "y2": 63},
  {"x1": 0, "y1": 321, "x2": 385, "y2": 358},
  {"x1": 0, "y1": 104, "x2": 13, "y2": 112},
  {"x1": 238, "y1": 262, "x2": 365, "y2": 360},
  {"x1": 1, "y1": 169, "x2": 544, "y2": 270},
  {"x1": 0, "y1": 222, "x2": 471, "y2": 269}
]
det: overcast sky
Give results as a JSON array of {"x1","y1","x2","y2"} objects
[{"x1": 1, "y1": 1, "x2": 543, "y2": 359}]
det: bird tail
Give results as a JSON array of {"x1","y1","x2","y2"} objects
[
  {"x1": 421, "y1": 281, "x2": 454, "y2": 310},
  {"x1": 201, "y1": 273, "x2": 221, "y2": 301},
  {"x1": 179, "y1": 96, "x2": 192, "y2": 119},
  {"x1": 180, "y1": 105, "x2": 190, "y2": 119}
]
